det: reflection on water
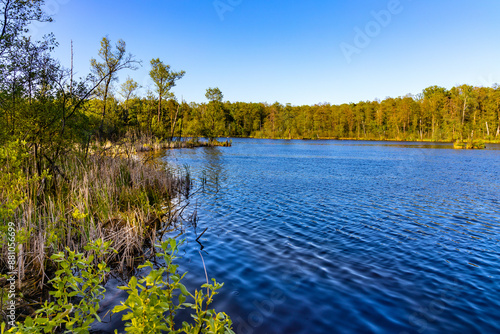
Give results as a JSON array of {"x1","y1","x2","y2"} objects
[{"x1": 96, "y1": 138, "x2": 500, "y2": 334}]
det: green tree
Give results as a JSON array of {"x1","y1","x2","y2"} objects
[
  {"x1": 149, "y1": 58, "x2": 185, "y2": 124},
  {"x1": 0, "y1": 0, "x2": 51, "y2": 58},
  {"x1": 202, "y1": 87, "x2": 226, "y2": 141},
  {"x1": 205, "y1": 87, "x2": 223, "y2": 103},
  {"x1": 120, "y1": 76, "x2": 140, "y2": 124},
  {"x1": 90, "y1": 37, "x2": 140, "y2": 137}
]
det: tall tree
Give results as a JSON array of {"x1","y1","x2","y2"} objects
[
  {"x1": 203, "y1": 87, "x2": 225, "y2": 141},
  {"x1": 120, "y1": 76, "x2": 139, "y2": 102},
  {"x1": 149, "y1": 58, "x2": 185, "y2": 124},
  {"x1": 205, "y1": 87, "x2": 223, "y2": 102},
  {"x1": 120, "y1": 76, "x2": 139, "y2": 124},
  {"x1": 90, "y1": 37, "x2": 140, "y2": 136}
]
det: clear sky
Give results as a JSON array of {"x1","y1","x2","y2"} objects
[{"x1": 34, "y1": 0, "x2": 500, "y2": 105}]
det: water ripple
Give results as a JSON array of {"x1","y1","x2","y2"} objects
[{"x1": 101, "y1": 139, "x2": 500, "y2": 334}]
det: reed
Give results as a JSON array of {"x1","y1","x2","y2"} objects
[
  {"x1": 453, "y1": 139, "x2": 486, "y2": 149},
  {"x1": 0, "y1": 144, "x2": 191, "y2": 312},
  {"x1": 134, "y1": 135, "x2": 232, "y2": 153}
]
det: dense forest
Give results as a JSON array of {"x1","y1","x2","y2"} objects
[
  {"x1": 1, "y1": 8, "x2": 498, "y2": 146},
  {"x1": 73, "y1": 72, "x2": 500, "y2": 143},
  {"x1": 100, "y1": 83, "x2": 500, "y2": 142}
]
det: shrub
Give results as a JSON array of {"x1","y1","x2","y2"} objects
[{"x1": 1, "y1": 238, "x2": 234, "y2": 334}]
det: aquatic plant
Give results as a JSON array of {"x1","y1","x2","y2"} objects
[
  {"x1": 453, "y1": 139, "x2": 486, "y2": 149},
  {"x1": 1, "y1": 239, "x2": 234, "y2": 334},
  {"x1": 1, "y1": 239, "x2": 113, "y2": 334},
  {"x1": 113, "y1": 239, "x2": 234, "y2": 334}
]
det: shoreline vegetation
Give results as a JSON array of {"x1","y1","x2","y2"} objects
[
  {"x1": 0, "y1": 2, "x2": 235, "y2": 328},
  {"x1": 266, "y1": 136, "x2": 495, "y2": 150},
  {"x1": 233, "y1": 135, "x2": 499, "y2": 144},
  {"x1": 0, "y1": 138, "x2": 195, "y2": 307},
  {"x1": 0, "y1": 136, "x2": 234, "y2": 333}
]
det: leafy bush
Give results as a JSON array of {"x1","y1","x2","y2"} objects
[
  {"x1": 113, "y1": 239, "x2": 234, "y2": 334},
  {"x1": 2, "y1": 239, "x2": 113, "y2": 334},
  {"x1": 1, "y1": 239, "x2": 234, "y2": 334}
]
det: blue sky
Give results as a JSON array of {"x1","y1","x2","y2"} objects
[{"x1": 34, "y1": 0, "x2": 500, "y2": 105}]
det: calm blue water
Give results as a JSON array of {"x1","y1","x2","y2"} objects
[{"x1": 95, "y1": 139, "x2": 500, "y2": 334}]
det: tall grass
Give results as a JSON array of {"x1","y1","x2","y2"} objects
[
  {"x1": 0, "y1": 145, "x2": 190, "y2": 308},
  {"x1": 133, "y1": 136, "x2": 232, "y2": 153}
]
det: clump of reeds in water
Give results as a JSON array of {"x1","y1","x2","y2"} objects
[
  {"x1": 134, "y1": 135, "x2": 232, "y2": 153},
  {"x1": 0, "y1": 150, "x2": 190, "y2": 308},
  {"x1": 453, "y1": 139, "x2": 486, "y2": 149}
]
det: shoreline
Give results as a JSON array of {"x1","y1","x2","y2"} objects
[
  {"x1": 0, "y1": 137, "x2": 219, "y2": 322},
  {"x1": 225, "y1": 135, "x2": 500, "y2": 144}
]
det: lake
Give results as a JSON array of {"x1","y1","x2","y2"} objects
[{"x1": 95, "y1": 138, "x2": 500, "y2": 334}]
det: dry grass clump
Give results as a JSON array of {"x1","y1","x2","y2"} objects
[
  {"x1": 0, "y1": 149, "x2": 190, "y2": 304},
  {"x1": 133, "y1": 135, "x2": 232, "y2": 152}
]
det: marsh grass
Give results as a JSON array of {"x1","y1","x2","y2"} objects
[
  {"x1": 134, "y1": 136, "x2": 232, "y2": 153},
  {"x1": 0, "y1": 142, "x2": 192, "y2": 315},
  {"x1": 453, "y1": 139, "x2": 486, "y2": 149}
]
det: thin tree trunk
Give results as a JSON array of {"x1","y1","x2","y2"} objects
[
  {"x1": 419, "y1": 118, "x2": 423, "y2": 140},
  {"x1": 432, "y1": 114, "x2": 435, "y2": 140},
  {"x1": 178, "y1": 115, "x2": 183, "y2": 141},
  {"x1": 99, "y1": 81, "x2": 110, "y2": 137},
  {"x1": 170, "y1": 104, "x2": 181, "y2": 141},
  {"x1": 70, "y1": 40, "x2": 73, "y2": 95},
  {"x1": 157, "y1": 94, "x2": 162, "y2": 123},
  {"x1": 462, "y1": 96, "x2": 467, "y2": 125}
]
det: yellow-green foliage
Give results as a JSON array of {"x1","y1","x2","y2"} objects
[
  {"x1": 113, "y1": 239, "x2": 234, "y2": 334},
  {"x1": 454, "y1": 140, "x2": 486, "y2": 149},
  {"x1": 1, "y1": 239, "x2": 114, "y2": 334},
  {"x1": 0, "y1": 141, "x2": 30, "y2": 221},
  {"x1": 1, "y1": 239, "x2": 234, "y2": 334}
]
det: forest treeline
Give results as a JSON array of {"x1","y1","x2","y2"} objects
[
  {"x1": 1, "y1": 8, "x2": 498, "y2": 146},
  {"x1": 101, "y1": 84, "x2": 500, "y2": 143}
]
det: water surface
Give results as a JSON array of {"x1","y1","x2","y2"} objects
[{"x1": 97, "y1": 139, "x2": 500, "y2": 334}]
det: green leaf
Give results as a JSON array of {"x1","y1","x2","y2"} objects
[
  {"x1": 129, "y1": 276, "x2": 137, "y2": 290},
  {"x1": 112, "y1": 304, "x2": 129, "y2": 314},
  {"x1": 169, "y1": 238, "x2": 176, "y2": 250},
  {"x1": 178, "y1": 283, "x2": 193, "y2": 298}
]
